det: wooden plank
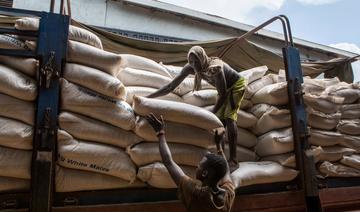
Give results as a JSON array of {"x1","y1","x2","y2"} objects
[{"x1": 320, "y1": 186, "x2": 360, "y2": 211}]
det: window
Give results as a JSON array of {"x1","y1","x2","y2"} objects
[{"x1": 0, "y1": 0, "x2": 13, "y2": 7}]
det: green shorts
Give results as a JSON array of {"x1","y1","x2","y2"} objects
[{"x1": 215, "y1": 77, "x2": 246, "y2": 121}]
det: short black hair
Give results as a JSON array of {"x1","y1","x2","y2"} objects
[{"x1": 203, "y1": 153, "x2": 228, "y2": 184}]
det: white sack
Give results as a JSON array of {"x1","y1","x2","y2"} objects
[
  {"x1": 125, "y1": 86, "x2": 183, "y2": 105},
  {"x1": 252, "y1": 107, "x2": 291, "y2": 135},
  {"x1": 303, "y1": 93, "x2": 343, "y2": 114},
  {"x1": 0, "y1": 117, "x2": 33, "y2": 150},
  {"x1": 176, "y1": 78, "x2": 215, "y2": 96},
  {"x1": 337, "y1": 119, "x2": 360, "y2": 135},
  {"x1": 236, "y1": 128, "x2": 257, "y2": 148},
  {"x1": 0, "y1": 93, "x2": 35, "y2": 125},
  {"x1": 325, "y1": 82, "x2": 360, "y2": 104},
  {"x1": 251, "y1": 82, "x2": 288, "y2": 106},
  {"x1": 58, "y1": 130, "x2": 136, "y2": 181},
  {"x1": 0, "y1": 146, "x2": 31, "y2": 179},
  {"x1": 340, "y1": 104, "x2": 360, "y2": 119},
  {"x1": 0, "y1": 176, "x2": 29, "y2": 192},
  {"x1": 340, "y1": 135, "x2": 360, "y2": 152},
  {"x1": 0, "y1": 55, "x2": 38, "y2": 77},
  {"x1": 244, "y1": 73, "x2": 277, "y2": 99},
  {"x1": 319, "y1": 161, "x2": 360, "y2": 177},
  {"x1": 182, "y1": 90, "x2": 218, "y2": 107},
  {"x1": 302, "y1": 77, "x2": 339, "y2": 94},
  {"x1": 340, "y1": 154, "x2": 360, "y2": 170},
  {"x1": 318, "y1": 146, "x2": 356, "y2": 162},
  {"x1": 255, "y1": 128, "x2": 294, "y2": 157},
  {"x1": 307, "y1": 107, "x2": 341, "y2": 130},
  {"x1": 223, "y1": 145, "x2": 258, "y2": 162},
  {"x1": 59, "y1": 112, "x2": 142, "y2": 148},
  {"x1": 64, "y1": 63, "x2": 126, "y2": 100},
  {"x1": 238, "y1": 66, "x2": 268, "y2": 84},
  {"x1": 0, "y1": 34, "x2": 29, "y2": 50},
  {"x1": 236, "y1": 110, "x2": 258, "y2": 129},
  {"x1": 61, "y1": 79, "x2": 135, "y2": 130},
  {"x1": 118, "y1": 67, "x2": 172, "y2": 89},
  {"x1": 308, "y1": 129, "x2": 343, "y2": 147}
]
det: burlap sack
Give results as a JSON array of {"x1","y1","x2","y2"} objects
[
  {"x1": 15, "y1": 17, "x2": 103, "y2": 49},
  {"x1": 0, "y1": 94, "x2": 35, "y2": 125},
  {"x1": 119, "y1": 54, "x2": 172, "y2": 78},
  {"x1": 244, "y1": 74, "x2": 277, "y2": 99},
  {"x1": 341, "y1": 104, "x2": 360, "y2": 119},
  {"x1": 319, "y1": 161, "x2": 360, "y2": 177},
  {"x1": 318, "y1": 146, "x2": 356, "y2": 162},
  {"x1": 0, "y1": 64, "x2": 37, "y2": 101},
  {"x1": 133, "y1": 96, "x2": 223, "y2": 131},
  {"x1": 118, "y1": 67, "x2": 172, "y2": 89},
  {"x1": 252, "y1": 107, "x2": 291, "y2": 135},
  {"x1": 261, "y1": 146, "x2": 323, "y2": 168},
  {"x1": 57, "y1": 130, "x2": 136, "y2": 181},
  {"x1": 64, "y1": 63, "x2": 126, "y2": 100},
  {"x1": 134, "y1": 117, "x2": 215, "y2": 149},
  {"x1": 137, "y1": 162, "x2": 196, "y2": 188},
  {"x1": 61, "y1": 79, "x2": 135, "y2": 130},
  {"x1": 337, "y1": 119, "x2": 360, "y2": 135},
  {"x1": 239, "y1": 66, "x2": 268, "y2": 84},
  {"x1": 236, "y1": 110, "x2": 258, "y2": 129},
  {"x1": 255, "y1": 128, "x2": 294, "y2": 157},
  {"x1": 237, "y1": 128, "x2": 257, "y2": 148},
  {"x1": 308, "y1": 129, "x2": 343, "y2": 146},
  {"x1": 0, "y1": 55, "x2": 38, "y2": 77},
  {"x1": 307, "y1": 107, "x2": 341, "y2": 130},
  {"x1": 304, "y1": 93, "x2": 343, "y2": 114},
  {"x1": 0, "y1": 176, "x2": 29, "y2": 192},
  {"x1": 126, "y1": 86, "x2": 183, "y2": 105},
  {"x1": 251, "y1": 82, "x2": 288, "y2": 106},
  {"x1": 127, "y1": 142, "x2": 209, "y2": 167},
  {"x1": 231, "y1": 161, "x2": 298, "y2": 188},
  {"x1": 67, "y1": 40, "x2": 122, "y2": 76},
  {"x1": 0, "y1": 146, "x2": 31, "y2": 179},
  {"x1": 55, "y1": 166, "x2": 145, "y2": 192},
  {"x1": 59, "y1": 112, "x2": 142, "y2": 148},
  {"x1": 340, "y1": 154, "x2": 360, "y2": 170},
  {"x1": 0, "y1": 34, "x2": 29, "y2": 50},
  {"x1": 182, "y1": 90, "x2": 217, "y2": 107},
  {"x1": 340, "y1": 135, "x2": 360, "y2": 152},
  {"x1": 0, "y1": 117, "x2": 33, "y2": 150},
  {"x1": 325, "y1": 82, "x2": 360, "y2": 104},
  {"x1": 177, "y1": 78, "x2": 215, "y2": 96},
  {"x1": 223, "y1": 145, "x2": 258, "y2": 162}
]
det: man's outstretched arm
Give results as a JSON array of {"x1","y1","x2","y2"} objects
[{"x1": 146, "y1": 114, "x2": 186, "y2": 186}]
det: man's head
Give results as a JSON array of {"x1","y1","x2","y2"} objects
[
  {"x1": 187, "y1": 46, "x2": 209, "y2": 72},
  {"x1": 196, "y1": 153, "x2": 228, "y2": 186}
]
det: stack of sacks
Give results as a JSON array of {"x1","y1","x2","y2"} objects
[
  {"x1": 130, "y1": 96, "x2": 224, "y2": 188},
  {"x1": 0, "y1": 53, "x2": 38, "y2": 192}
]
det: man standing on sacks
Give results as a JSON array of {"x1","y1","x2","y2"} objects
[
  {"x1": 146, "y1": 113, "x2": 235, "y2": 212},
  {"x1": 147, "y1": 46, "x2": 246, "y2": 171}
]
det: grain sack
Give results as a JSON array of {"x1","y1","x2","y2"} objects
[
  {"x1": 67, "y1": 40, "x2": 122, "y2": 76},
  {"x1": 223, "y1": 145, "x2": 258, "y2": 162},
  {"x1": 56, "y1": 166, "x2": 145, "y2": 192},
  {"x1": 236, "y1": 110, "x2": 257, "y2": 129},
  {"x1": 0, "y1": 176, "x2": 29, "y2": 192},
  {"x1": 244, "y1": 74, "x2": 277, "y2": 99},
  {"x1": 134, "y1": 117, "x2": 215, "y2": 149},
  {"x1": 0, "y1": 64, "x2": 37, "y2": 101},
  {"x1": 57, "y1": 130, "x2": 136, "y2": 181},
  {"x1": 59, "y1": 112, "x2": 142, "y2": 148},
  {"x1": 248, "y1": 104, "x2": 273, "y2": 119},
  {"x1": 0, "y1": 34, "x2": 29, "y2": 50},
  {"x1": 340, "y1": 135, "x2": 360, "y2": 152},
  {"x1": 0, "y1": 93, "x2": 35, "y2": 125},
  {"x1": 262, "y1": 146, "x2": 323, "y2": 168},
  {"x1": 177, "y1": 78, "x2": 215, "y2": 96},
  {"x1": 133, "y1": 96, "x2": 223, "y2": 131},
  {"x1": 325, "y1": 82, "x2": 360, "y2": 104},
  {"x1": 127, "y1": 142, "x2": 209, "y2": 167},
  {"x1": 337, "y1": 119, "x2": 360, "y2": 135},
  {"x1": 341, "y1": 104, "x2": 360, "y2": 119},
  {"x1": 137, "y1": 162, "x2": 196, "y2": 188},
  {"x1": 307, "y1": 107, "x2": 341, "y2": 130},
  {"x1": 340, "y1": 155, "x2": 360, "y2": 170},
  {"x1": 252, "y1": 107, "x2": 291, "y2": 135},
  {"x1": 303, "y1": 93, "x2": 343, "y2": 114},
  {"x1": 318, "y1": 146, "x2": 356, "y2": 162},
  {"x1": 240, "y1": 99, "x2": 253, "y2": 110},
  {"x1": 308, "y1": 129, "x2": 343, "y2": 147},
  {"x1": 319, "y1": 161, "x2": 360, "y2": 177},
  {"x1": 61, "y1": 79, "x2": 135, "y2": 130},
  {"x1": 239, "y1": 66, "x2": 268, "y2": 84},
  {"x1": 118, "y1": 67, "x2": 172, "y2": 89},
  {"x1": 15, "y1": 17, "x2": 103, "y2": 49},
  {"x1": 182, "y1": 90, "x2": 218, "y2": 107},
  {"x1": 237, "y1": 128, "x2": 257, "y2": 148},
  {"x1": 0, "y1": 117, "x2": 33, "y2": 150},
  {"x1": 126, "y1": 86, "x2": 183, "y2": 105},
  {"x1": 64, "y1": 63, "x2": 126, "y2": 100},
  {"x1": 0, "y1": 55, "x2": 38, "y2": 77},
  {"x1": 251, "y1": 82, "x2": 288, "y2": 105},
  {"x1": 0, "y1": 146, "x2": 31, "y2": 179},
  {"x1": 255, "y1": 128, "x2": 294, "y2": 157},
  {"x1": 302, "y1": 77, "x2": 339, "y2": 94},
  {"x1": 119, "y1": 54, "x2": 172, "y2": 78},
  {"x1": 231, "y1": 161, "x2": 298, "y2": 188},
  {"x1": 160, "y1": 63, "x2": 183, "y2": 78}
]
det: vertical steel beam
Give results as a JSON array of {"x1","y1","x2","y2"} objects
[{"x1": 30, "y1": 12, "x2": 69, "y2": 212}]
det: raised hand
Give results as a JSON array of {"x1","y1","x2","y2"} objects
[{"x1": 145, "y1": 113, "x2": 165, "y2": 136}]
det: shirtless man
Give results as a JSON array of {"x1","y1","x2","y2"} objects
[
  {"x1": 145, "y1": 113, "x2": 235, "y2": 212},
  {"x1": 147, "y1": 46, "x2": 246, "y2": 171}
]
